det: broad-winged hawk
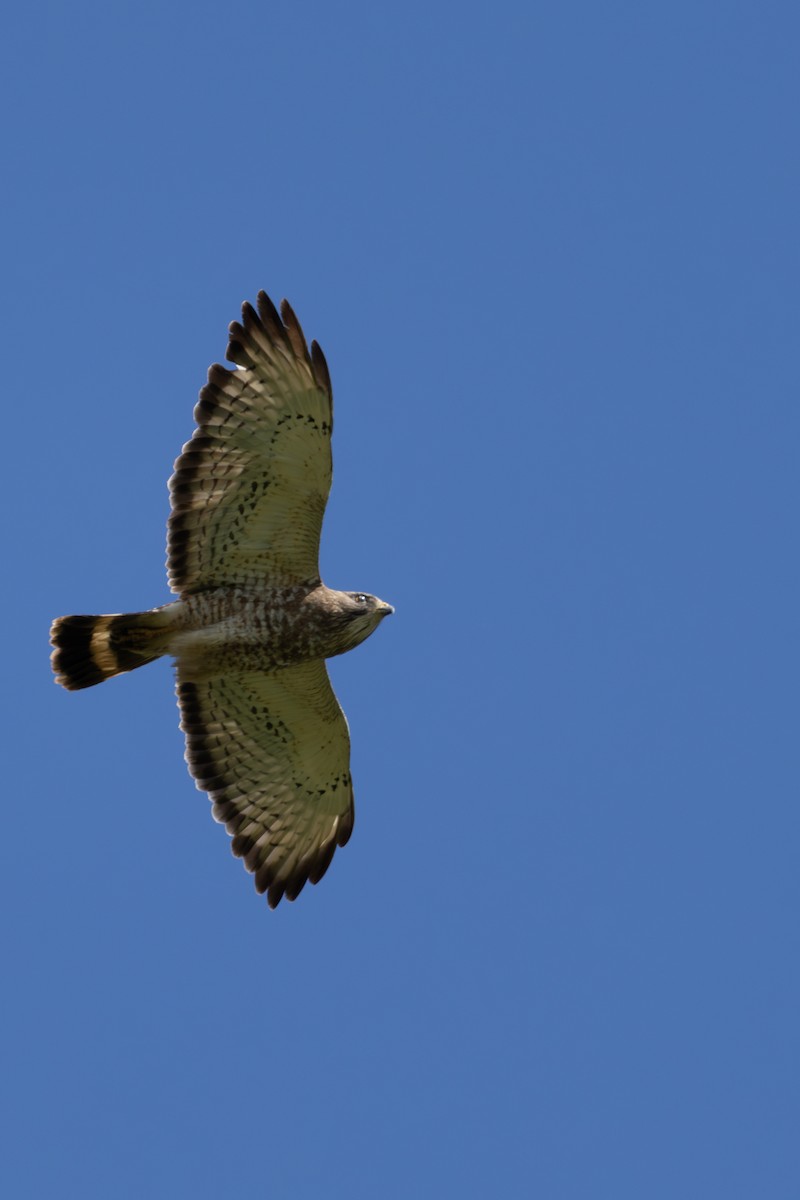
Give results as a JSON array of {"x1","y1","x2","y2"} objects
[{"x1": 50, "y1": 292, "x2": 393, "y2": 907}]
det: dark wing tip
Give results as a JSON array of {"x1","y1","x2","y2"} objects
[
  {"x1": 256, "y1": 290, "x2": 283, "y2": 333},
  {"x1": 310, "y1": 339, "x2": 332, "y2": 397},
  {"x1": 225, "y1": 291, "x2": 332, "y2": 396},
  {"x1": 308, "y1": 837, "x2": 337, "y2": 885},
  {"x1": 225, "y1": 322, "x2": 257, "y2": 368},
  {"x1": 279, "y1": 298, "x2": 312, "y2": 365},
  {"x1": 248, "y1": 825, "x2": 346, "y2": 908}
]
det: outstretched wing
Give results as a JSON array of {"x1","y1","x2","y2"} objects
[
  {"x1": 168, "y1": 292, "x2": 334, "y2": 594},
  {"x1": 177, "y1": 661, "x2": 355, "y2": 907}
]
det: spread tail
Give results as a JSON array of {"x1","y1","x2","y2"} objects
[{"x1": 50, "y1": 609, "x2": 174, "y2": 691}]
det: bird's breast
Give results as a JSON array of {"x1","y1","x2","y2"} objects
[{"x1": 169, "y1": 585, "x2": 338, "y2": 677}]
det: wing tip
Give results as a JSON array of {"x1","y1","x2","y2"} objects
[
  {"x1": 310, "y1": 339, "x2": 332, "y2": 398},
  {"x1": 234, "y1": 291, "x2": 332, "y2": 397}
]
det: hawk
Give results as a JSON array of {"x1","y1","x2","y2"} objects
[{"x1": 50, "y1": 292, "x2": 393, "y2": 908}]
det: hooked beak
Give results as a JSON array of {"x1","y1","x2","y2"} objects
[{"x1": 377, "y1": 602, "x2": 395, "y2": 617}]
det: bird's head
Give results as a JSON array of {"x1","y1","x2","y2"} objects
[{"x1": 327, "y1": 590, "x2": 394, "y2": 654}]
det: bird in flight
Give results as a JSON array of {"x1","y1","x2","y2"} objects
[{"x1": 50, "y1": 291, "x2": 393, "y2": 907}]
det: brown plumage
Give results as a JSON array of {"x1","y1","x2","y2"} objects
[{"x1": 50, "y1": 292, "x2": 393, "y2": 907}]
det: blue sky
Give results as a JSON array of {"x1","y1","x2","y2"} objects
[{"x1": 3, "y1": 2, "x2": 799, "y2": 1196}]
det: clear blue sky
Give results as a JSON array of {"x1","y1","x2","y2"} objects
[{"x1": 3, "y1": 2, "x2": 798, "y2": 1196}]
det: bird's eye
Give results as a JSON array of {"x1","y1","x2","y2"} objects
[{"x1": 354, "y1": 593, "x2": 368, "y2": 605}]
